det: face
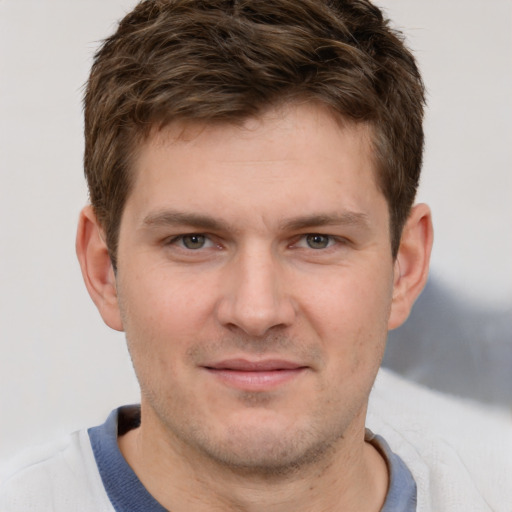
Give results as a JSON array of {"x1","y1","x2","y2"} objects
[{"x1": 114, "y1": 103, "x2": 396, "y2": 474}]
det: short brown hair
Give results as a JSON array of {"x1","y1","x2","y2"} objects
[{"x1": 84, "y1": 0, "x2": 425, "y2": 266}]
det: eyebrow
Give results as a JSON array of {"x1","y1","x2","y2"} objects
[
  {"x1": 280, "y1": 212, "x2": 371, "y2": 231},
  {"x1": 142, "y1": 209, "x2": 371, "y2": 233},
  {"x1": 142, "y1": 211, "x2": 238, "y2": 233}
]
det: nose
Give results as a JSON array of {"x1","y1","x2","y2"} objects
[{"x1": 216, "y1": 245, "x2": 297, "y2": 337}]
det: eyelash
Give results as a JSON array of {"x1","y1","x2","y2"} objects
[
  {"x1": 167, "y1": 234, "x2": 217, "y2": 250},
  {"x1": 293, "y1": 234, "x2": 338, "y2": 250},
  {"x1": 166, "y1": 233, "x2": 345, "y2": 252}
]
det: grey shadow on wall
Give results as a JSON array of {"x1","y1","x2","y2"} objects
[{"x1": 383, "y1": 276, "x2": 512, "y2": 408}]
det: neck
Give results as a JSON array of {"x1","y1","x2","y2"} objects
[{"x1": 118, "y1": 404, "x2": 388, "y2": 512}]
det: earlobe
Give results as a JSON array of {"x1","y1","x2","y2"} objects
[
  {"x1": 388, "y1": 203, "x2": 433, "y2": 330},
  {"x1": 76, "y1": 205, "x2": 124, "y2": 332}
]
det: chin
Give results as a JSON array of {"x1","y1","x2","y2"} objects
[{"x1": 192, "y1": 419, "x2": 345, "y2": 478}]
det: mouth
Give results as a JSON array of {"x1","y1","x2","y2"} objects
[{"x1": 202, "y1": 359, "x2": 308, "y2": 391}]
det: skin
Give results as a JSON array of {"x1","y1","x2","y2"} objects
[{"x1": 77, "y1": 102, "x2": 433, "y2": 511}]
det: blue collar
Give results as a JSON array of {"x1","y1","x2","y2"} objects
[{"x1": 89, "y1": 406, "x2": 416, "y2": 511}]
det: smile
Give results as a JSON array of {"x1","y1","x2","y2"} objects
[{"x1": 202, "y1": 359, "x2": 308, "y2": 391}]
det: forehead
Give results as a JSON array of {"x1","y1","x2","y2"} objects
[
  {"x1": 124, "y1": 102, "x2": 385, "y2": 230},
  {"x1": 136, "y1": 102, "x2": 376, "y2": 180}
]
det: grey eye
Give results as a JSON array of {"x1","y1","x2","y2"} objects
[
  {"x1": 182, "y1": 234, "x2": 206, "y2": 249},
  {"x1": 306, "y1": 234, "x2": 330, "y2": 249}
]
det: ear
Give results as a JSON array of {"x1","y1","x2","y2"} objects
[
  {"x1": 388, "y1": 203, "x2": 433, "y2": 330},
  {"x1": 76, "y1": 205, "x2": 124, "y2": 331}
]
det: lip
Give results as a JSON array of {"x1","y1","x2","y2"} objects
[{"x1": 202, "y1": 359, "x2": 308, "y2": 391}]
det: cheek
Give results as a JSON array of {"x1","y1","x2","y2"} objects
[
  {"x1": 302, "y1": 268, "x2": 393, "y2": 331},
  {"x1": 120, "y1": 265, "x2": 215, "y2": 338},
  {"x1": 299, "y1": 268, "x2": 392, "y2": 366}
]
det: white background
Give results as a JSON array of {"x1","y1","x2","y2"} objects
[{"x1": 1, "y1": 0, "x2": 511, "y2": 466}]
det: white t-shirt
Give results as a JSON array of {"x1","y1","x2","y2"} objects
[{"x1": 1, "y1": 368, "x2": 510, "y2": 511}]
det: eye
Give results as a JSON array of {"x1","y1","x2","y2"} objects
[
  {"x1": 173, "y1": 234, "x2": 212, "y2": 250},
  {"x1": 304, "y1": 234, "x2": 334, "y2": 249},
  {"x1": 183, "y1": 234, "x2": 206, "y2": 249}
]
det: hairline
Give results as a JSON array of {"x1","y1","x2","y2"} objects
[{"x1": 105, "y1": 99, "x2": 400, "y2": 270}]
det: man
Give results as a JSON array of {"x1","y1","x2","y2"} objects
[{"x1": 1, "y1": 0, "x2": 510, "y2": 510}]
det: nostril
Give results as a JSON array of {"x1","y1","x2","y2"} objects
[{"x1": 217, "y1": 300, "x2": 296, "y2": 338}]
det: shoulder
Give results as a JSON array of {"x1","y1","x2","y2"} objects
[
  {"x1": 368, "y1": 368, "x2": 512, "y2": 512},
  {"x1": 0, "y1": 429, "x2": 113, "y2": 512}
]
